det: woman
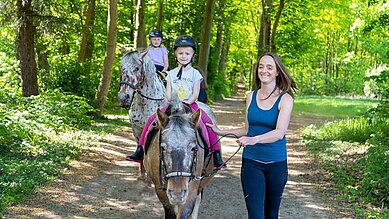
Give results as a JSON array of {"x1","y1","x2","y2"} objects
[{"x1": 207, "y1": 52, "x2": 297, "y2": 219}]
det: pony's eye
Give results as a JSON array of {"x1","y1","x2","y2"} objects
[
  {"x1": 134, "y1": 67, "x2": 140, "y2": 71},
  {"x1": 161, "y1": 143, "x2": 167, "y2": 150},
  {"x1": 190, "y1": 143, "x2": 197, "y2": 151}
]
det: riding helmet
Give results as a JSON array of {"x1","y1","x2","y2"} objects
[
  {"x1": 149, "y1": 29, "x2": 163, "y2": 38},
  {"x1": 173, "y1": 35, "x2": 196, "y2": 51}
]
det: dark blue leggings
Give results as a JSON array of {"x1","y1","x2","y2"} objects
[
  {"x1": 241, "y1": 158, "x2": 288, "y2": 219},
  {"x1": 155, "y1": 64, "x2": 164, "y2": 72}
]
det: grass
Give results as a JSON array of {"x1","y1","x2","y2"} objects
[
  {"x1": 299, "y1": 95, "x2": 388, "y2": 218},
  {"x1": 293, "y1": 95, "x2": 377, "y2": 118}
]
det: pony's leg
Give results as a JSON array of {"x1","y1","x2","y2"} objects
[
  {"x1": 190, "y1": 193, "x2": 202, "y2": 219},
  {"x1": 163, "y1": 206, "x2": 176, "y2": 219},
  {"x1": 138, "y1": 163, "x2": 147, "y2": 181}
]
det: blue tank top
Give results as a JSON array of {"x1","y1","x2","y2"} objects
[{"x1": 243, "y1": 90, "x2": 287, "y2": 162}]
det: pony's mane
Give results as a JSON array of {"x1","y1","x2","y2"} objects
[
  {"x1": 164, "y1": 93, "x2": 195, "y2": 136},
  {"x1": 121, "y1": 50, "x2": 156, "y2": 77}
]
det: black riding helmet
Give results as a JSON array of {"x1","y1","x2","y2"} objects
[
  {"x1": 149, "y1": 29, "x2": 163, "y2": 39},
  {"x1": 173, "y1": 35, "x2": 196, "y2": 80},
  {"x1": 173, "y1": 35, "x2": 196, "y2": 52}
]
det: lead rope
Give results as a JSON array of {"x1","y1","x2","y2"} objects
[{"x1": 195, "y1": 133, "x2": 242, "y2": 181}]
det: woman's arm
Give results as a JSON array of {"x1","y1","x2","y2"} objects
[
  {"x1": 207, "y1": 91, "x2": 253, "y2": 137},
  {"x1": 238, "y1": 93, "x2": 294, "y2": 146}
]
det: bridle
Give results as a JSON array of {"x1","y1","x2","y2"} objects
[
  {"x1": 157, "y1": 128, "x2": 243, "y2": 191},
  {"x1": 157, "y1": 127, "x2": 207, "y2": 191},
  {"x1": 119, "y1": 57, "x2": 164, "y2": 109}
]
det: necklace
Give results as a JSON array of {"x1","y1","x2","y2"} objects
[{"x1": 258, "y1": 86, "x2": 278, "y2": 101}]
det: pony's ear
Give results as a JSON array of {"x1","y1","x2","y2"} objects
[
  {"x1": 156, "y1": 108, "x2": 168, "y2": 128},
  {"x1": 140, "y1": 49, "x2": 148, "y2": 59},
  {"x1": 192, "y1": 109, "x2": 201, "y2": 128},
  {"x1": 119, "y1": 47, "x2": 127, "y2": 55}
]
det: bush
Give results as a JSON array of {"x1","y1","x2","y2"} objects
[{"x1": 0, "y1": 89, "x2": 97, "y2": 215}]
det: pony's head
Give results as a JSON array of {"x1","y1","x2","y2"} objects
[
  {"x1": 118, "y1": 50, "x2": 155, "y2": 108},
  {"x1": 156, "y1": 96, "x2": 202, "y2": 205}
]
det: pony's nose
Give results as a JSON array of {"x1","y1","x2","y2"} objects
[{"x1": 167, "y1": 188, "x2": 188, "y2": 204}]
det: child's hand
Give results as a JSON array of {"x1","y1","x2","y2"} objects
[{"x1": 206, "y1": 123, "x2": 221, "y2": 134}]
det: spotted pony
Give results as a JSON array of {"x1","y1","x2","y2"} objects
[{"x1": 118, "y1": 50, "x2": 166, "y2": 142}]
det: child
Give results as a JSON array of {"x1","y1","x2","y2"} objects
[
  {"x1": 147, "y1": 29, "x2": 169, "y2": 72},
  {"x1": 126, "y1": 35, "x2": 224, "y2": 167}
]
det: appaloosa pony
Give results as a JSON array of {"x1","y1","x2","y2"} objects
[
  {"x1": 143, "y1": 97, "x2": 216, "y2": 219},
  {"x1": 118, "y1": 50, "x2": 166, "y2": 141}
]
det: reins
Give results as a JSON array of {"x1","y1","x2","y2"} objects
[
  {"x1": 158, "y1": 131, "x2": 242, "y2": 190},
  {"x1": 195, "y1": 133, "x2": 242, "y2": 180}
]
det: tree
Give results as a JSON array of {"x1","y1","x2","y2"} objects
[
  {"x1": 16, "y1": 0, "x2": 38, "y2": 97},
  {"x1": 270, "y1": 0, "x2": 284, "y2": 52},
  {"x1": 156, "y1": 0, "x2": 164, "y2": 30},
  {"x1": 134, "y1": 0, "x2": 146, "y2": 48},
  {"x1": 197, "y1": 0, "x2": 216, "y2": 85},
  {"x1": 258, "y1": 0, "x2": 284, "y2": 55},
  {"x1": 214, "y1": 0, "x2": 225, "y2": 72},
  {"x1": 95, "y1": 0, "x2": 118, "y2": 115},
  {"x1": 78, "y1": 0, "x2": 96, "y2": 63}
]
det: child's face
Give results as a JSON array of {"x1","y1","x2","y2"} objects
[
  {"x1": 175, "y1": 47, "x2": 194, "y2": 66},
  {"x1": 150, "y1": 37, "x2": 162, "y2": 47}
]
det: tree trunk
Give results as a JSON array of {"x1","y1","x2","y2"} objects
[
  {"x1": 270, "y1": 0, "x2": 284, "y2": 52},
  {"x1": 219, "y1": 30, "x2": 230, "y2": 73},
  {"x1": 134, "y1": 0, "x2": 146, "y2": 48},
  {"x1": 36, "y1": 41, "x2": 50, "y2": 82},
  {"x1": 78, "y1": 0, "x2": 96, "y2": 63},
  {"x1": 215, "y1": 0, "x2": 225, "y2": 72},
  {"x1": 95, "y1": 0, "x2": 118, "y2": 115},
  {"x1": 258, "y1": 0, "x2": 272, "y2": 56},
  {"x1": 129, "y1": 0, "x2": 136, "y2": 43},
  {"x1": 197, "y1": 0, "x2": 216, "y2": 85},
  {"x1": 156, "y1": 0, "x2": 164, "y2": 30},
  {"x1": 17, "y1": 0, "x2": 38, "y2": 97}
]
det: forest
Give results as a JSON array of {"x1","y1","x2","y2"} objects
[{"x1": 0, "y1": 0, "x2": 388, "y2": 218}]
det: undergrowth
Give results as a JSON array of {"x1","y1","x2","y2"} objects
[{"x1": 0, "y1": 90, "x2": 128, "y2": 215}]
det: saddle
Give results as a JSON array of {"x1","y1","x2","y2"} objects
[{"x1": 156, "y1": 70, "x2": 167, "y2": 87}]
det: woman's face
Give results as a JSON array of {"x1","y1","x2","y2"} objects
[
  {"x1": 150, "y1": 37, "x2": 162, "y2": 47},
  {"x1": 258, "y1": 55, "x2": 278, "y2": 84},
  {"x1": 175, "y1": 47, "x2": 194, "y2": 66}
]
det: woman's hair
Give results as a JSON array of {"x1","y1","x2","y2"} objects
[{"x1": 254, "y1": 52, "x2": 297, "y2": 98}]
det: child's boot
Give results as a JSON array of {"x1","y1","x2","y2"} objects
[
  {"x1": 213, "y1": 150, "x2": 226, "y2": 167},
  {"x1": 126, "y1": 145, "x2": 144, "y2": 162}
]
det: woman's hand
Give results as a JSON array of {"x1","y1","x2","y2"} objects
[{"x1": 237, "y1": 136, "x2": 259, "y2": 147}]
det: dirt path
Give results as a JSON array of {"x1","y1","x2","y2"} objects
[{"x1": 5, "y1": 95, "x2": 343, "y2": 218}]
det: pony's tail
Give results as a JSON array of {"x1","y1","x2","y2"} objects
[{"x1": 169, "y1": 92, "x2": 185, "y2": 115}]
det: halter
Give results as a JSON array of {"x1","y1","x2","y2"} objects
[
  {"x1": 119, "y1": 56, "x2": 164, "y2": 107},
  {"x1": 157, "y1": 127, "x2": 207, "y2": 191}
]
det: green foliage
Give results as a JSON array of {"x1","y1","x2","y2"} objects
[
  {"x1": 303, "y1": 117, "x2": 373, "y2": 143},
  {"x1": 0, "y1": 89, "x2": 105, "y2": 215},
  {"x1": 302, "y1": 95, "x2": 388, "y2": 217},
  {"x1": 0, "y1": 51, "x2": 20, "y2": 93},
  {"x1": 207, "y1": 70, "x2": 230, "y2": 101},
  {"x1": 43, "y1": 54, "x2": 102, "y2": 100}
]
